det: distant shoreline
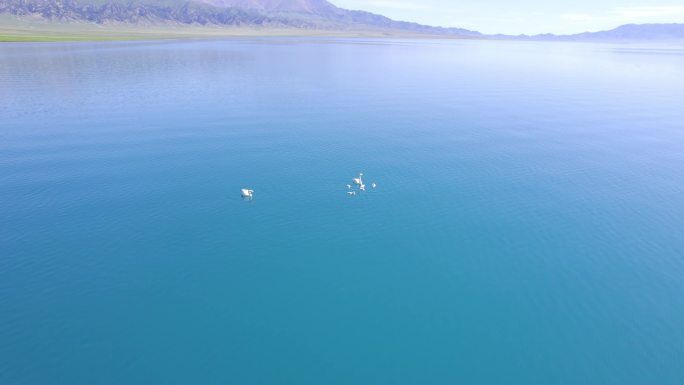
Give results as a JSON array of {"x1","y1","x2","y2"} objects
[
  {"x1": 0, "y1": 29, "x2": 479, "y2": 43},
  {"x1": 0, "y1": 16, "x2": 481, "y2": 42},
  {"x1": 0, "y1": 32, "x2": 478, "y2": 43},
  {"x1": 2, "y1": 16, "x2": 682, "y2": 43}
]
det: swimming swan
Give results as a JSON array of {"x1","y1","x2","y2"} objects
[
  {"x1": 241, "y1": 189, "x2": 254, "y2": 198},
  {"x1": 353, "y1": 173, "x2": 364, "y2": 186}
]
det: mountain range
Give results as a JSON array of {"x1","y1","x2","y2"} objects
[
  {"x1": 1, "y1": 0, "x2": 683, "y2": 40},
  {"x1": 512, "y1": 23, "x2": 684, "y2": 41},
  {"x1": 0, "y1": 0, "x2": 482, "y2": 36}
]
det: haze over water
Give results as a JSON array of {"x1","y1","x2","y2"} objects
[{"x1": 1, "y1": 38, "x2": 684, "y2": 384}]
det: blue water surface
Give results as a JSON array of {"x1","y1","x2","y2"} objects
[{"x1": 1, "y1": 38, "x2": 684, "y2": 385}]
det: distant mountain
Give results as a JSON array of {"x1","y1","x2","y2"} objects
[
  {"x1": 0, "y1": 0, "x2": 482, "y2": 36},
  {"x1": 197, "y1": 0, "x2": 338, "y2": 14},
  {"x1": 570, "y1": 23, "x2": 684, "y2": 40},
  {"x1": 511, "y1": 23, "x2": 684, "y2": 41},
  {"x1": 1, "y1": 0, "x2": 683, "y2": 40},
  {"x1": 0, "y1": 0, "x2": 268, "y2": 26}
]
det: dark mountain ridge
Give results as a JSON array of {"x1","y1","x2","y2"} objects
[
  {"x1": 1, "y1": 0, "x2": 270, "y2": 25},
  {"x1": 197, "y1": 0, "x2": 338, "y2": 14}
]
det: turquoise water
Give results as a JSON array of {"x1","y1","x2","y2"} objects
[{"x1": 1, "y1": 38, "x2": 684, "y2": 384}]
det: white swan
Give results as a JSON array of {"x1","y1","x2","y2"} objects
[
  {"x1": 346, "y1": 184, "x2": 352, "y2": 189},
  {"x1": 240, "y1": 189, "x2": 254, "y2": 198},
  {"x1": 347, "y1": 191, "x2": 356, "y2": 196},
  {"x1": 372, "y1": 183, "x2": 377, "y2": 189},
  {"x1": 360, "y1": 184, "x2": 366, "y2": 191},
  {"x1": 353, "y1": 173, "x2": 364, "y2": 186}
]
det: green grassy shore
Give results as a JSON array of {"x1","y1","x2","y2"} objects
[{"x1": 0, "y1": 15, "x2": 462, "y2": 42}]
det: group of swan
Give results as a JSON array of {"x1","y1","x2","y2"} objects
[
  {"x1": 241, "y1": 173, "x2": 376, "y2": 199},
  {"x1": 347, "y1": 172, "x2": 376, "y2": 196}
]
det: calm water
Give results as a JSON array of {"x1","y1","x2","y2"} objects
[{"x1": 1, "y1": 38, "x2": 684, "y2": 384}]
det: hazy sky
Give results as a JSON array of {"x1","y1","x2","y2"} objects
[{"x1": 332, "y1": 0, "x2": 684, "y2": 34}]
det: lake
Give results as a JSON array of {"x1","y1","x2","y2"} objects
[{"x1": 1, "y1": 38, "x2": 683, "y2": 384}]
